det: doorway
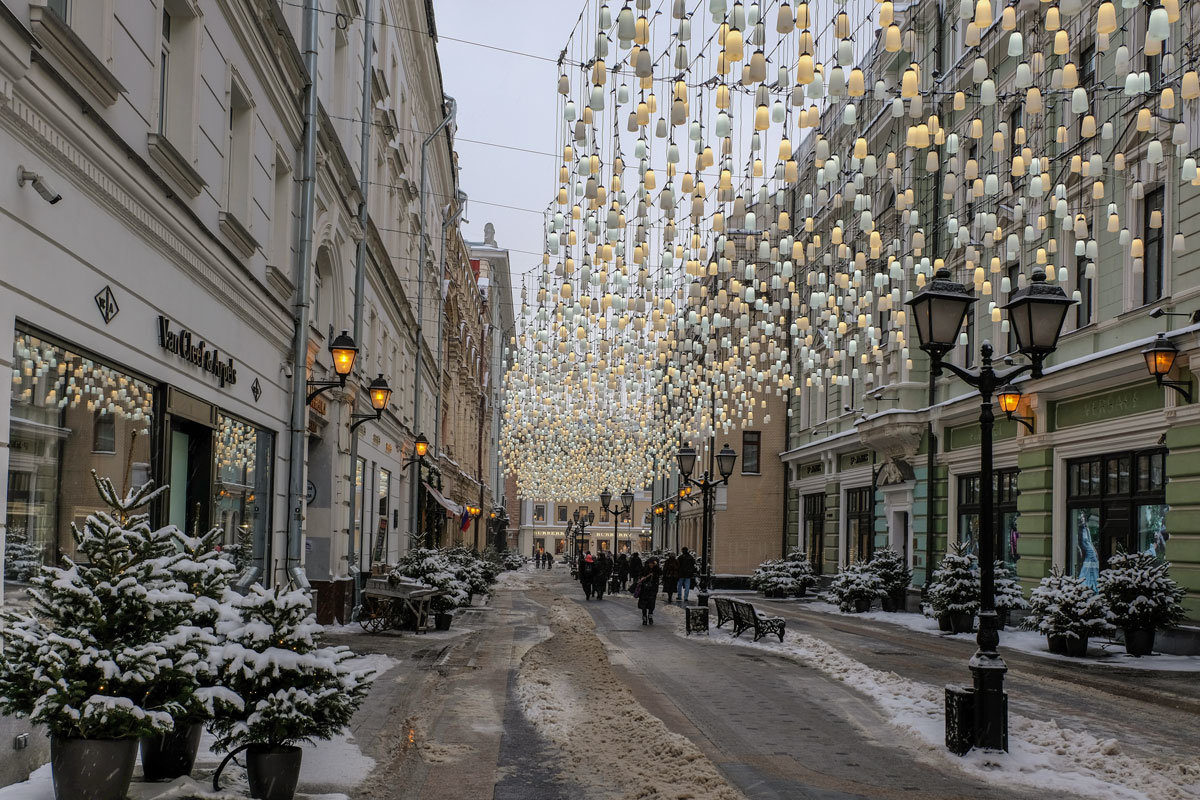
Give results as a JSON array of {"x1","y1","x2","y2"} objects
[{"x1": 168, "y1": 418, "x2": 212, "y2": 535}]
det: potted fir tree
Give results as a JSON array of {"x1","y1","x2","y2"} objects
[
  {"x1": 390, "y1": 548, "x2": 469, "y2": 629},
  {"x1": 209, "y1": 584, "x2": 372, "y2": 800},
  {"x1": 1098, "y1": 551, "x2": 1185, "y2": 656},
  {"x1": 992, "y1": 561, "x2": 1028, "y2": 630},
  {"x1": 783, "y1": 549, "x2": 817, "y2": 597},
  {"x1": 826, "y1": 560, "x2": 885, "y2": 613},
  {"x1": 923, "y1": 546, "x2": 979, "y2": 633},
  {"x1": 1023, "y1": 567, "x2": 1114, "y2": 657},
  {"x1": 139, "y1": 524, "x2": 242, "y2": 781},
  {"x1": 750, "y1": 558, "x2": 792, "y2": 597},
  {"x1": 0, "y1": 475, "x2": 188, "y2": 800},
  {"x1": 869, "y1": 548, "x2": 912, "y2": 612}
]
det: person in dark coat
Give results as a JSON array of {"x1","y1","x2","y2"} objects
[
  {"x1": 615, "y1": 552, "x2": 630, "y2": 591},
  {"x1": 676, "y1": 547, "x2": 697, "y2": 603},
  {"x1": 661, "y1": 553, "x2": 679, "y2": 603},
  {"x1": 628, "y1": 552, "x2": 643, "y2": 592},
  {"x1": 592, "y1": 552, "x2": 612, "y2": 600},
  {"x1": 579, "y1": 552, "x2": 596, "y2": 600},
  {"x1": 636, "y1": 557, "x2": 662, "y2": 625}
]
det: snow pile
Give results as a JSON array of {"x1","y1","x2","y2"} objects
[
  {"x1": 684, "y1": 628, "x2": 1200, "y2": 800},
  {"x1": 517, "y1": 599, "x2": 746, "y2": 800},
  {"x1": 492, "y1": 565, "x2": 535, "y2": 590},
  {"x1": 0, "y1": 763, "x2": 352, "y2": 800}
]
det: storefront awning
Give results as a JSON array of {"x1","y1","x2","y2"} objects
[{"x1": 423, "y1": 482, "x2": 464, "y2": 517}]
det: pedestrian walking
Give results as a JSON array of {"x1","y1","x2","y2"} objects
[
  {"x1": 628, "y1": 551, "x2": 643, "y2": 592},
  {"x1": 636, "y1": 556, "x2": 662, "y2": 625},
  {"x1": 615, "y1": 552, "x2": 629, "y2": 591},
  {"x1": 592, "y1": 552, "x2": 611, "y2": 600},
  {"x1": 677, "y1": 547, "x2": 696, "y2": 604},
  {"x1": 661, "y1": 553, "x2": 679, "y2": 603},
  {"x1": 579, "y1": 552, "x2": 596, "y2": 600},
  {"x1": 545, "y1": 551, "x2": 553, "y2": 570}
]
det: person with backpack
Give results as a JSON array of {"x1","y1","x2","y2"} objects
[
  {"x1": 676, "y1": 547, "x2": 696, "y2": 604},
  {"x1": 579, "y1": 552, "x2": 596, "y2": 600},
  {"x1": 628, "y1": 552, "x2": 643, "y2": 592},
  {"x1": 661, "y1": 553, "x2": 679, "y2": 603},
  {"x1": 635, "y1": 556, "x2": 662, "y2": 625},
  {"x1": 615, "y1": 552, "x2": 630, "y2": 591},
  {"x1": 592, "y1": 551, "x2": 611, "y2": 600}
]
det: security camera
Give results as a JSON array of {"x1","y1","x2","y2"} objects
[{"x1": 18, "y1": 167, "x2": 62, "y2": 204}]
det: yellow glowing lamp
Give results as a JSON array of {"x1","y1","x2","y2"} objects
[
  {"x1": 997, "y1": 384, "x2": 1022, "y2": 415},
  {"x1": 414, "y1": 434, "x2": 430, "y2": 458},
  {"x1": 368, "y1": 374, "x2": 392, "y2": 411},
  {"x1": 329, "y1": 331, "x2": 358, "y2": 378},
  {"x1": 1143, "y1": 334, "x2": 1178, "y2": 379}
]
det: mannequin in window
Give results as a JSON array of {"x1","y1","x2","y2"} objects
[{"x1": 1076, "y1": 510, "x2": 1100, "y2": 591}]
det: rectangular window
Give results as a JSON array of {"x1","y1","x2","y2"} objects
[
  {"x1": 1143, "y1": 187, "x2": 1165, "y2": 305},
  {"x1": 1076, "y1": 253, "x2": 1093, "y2": 327},
  {"x1": 1067, "y1": 449, "x2": 1168, "y2": 577},
  {"x1": 372, "y1": 468, "x2": 391, "y2": 563},
  {"x1": 214, "y1": 414, "x2": 273, "y2": 577},
  {"x1": 157, "y1": 10, "x2": 171, "y2": 134},
  {"x1": 47, "y1": 0, "x2": 69, "y2": 20},
  {"x1": 803, "y1": 493, "x2": 825, "y2": 575},
  {"x1": 741, "y1": 431, "x2": 761, "y2": 474},
  {"x1": 1006, "y1": 263, "x2": 1020, "y2": 353},
  {"x1": 533, "y1": 504, "x2": 545, "y2": 523},
  {"x1": 7, "y1": 329, "x2": 156, "y2": 584},
  {"x1": 225, "y1": 79, "x2": 254, "y2": 224},
  {"x1": 557, "y1": 505, "x2": 567, "y2": 522},
  {"x1": 271, "y1": 149, "x2": 293, "y2": 266},
  {"x1": 846, "y1": 487, "x2": 874, "y2": 564},
  {"x1": 956, "y1": 470, "x2": 1020, "y2": 569}
]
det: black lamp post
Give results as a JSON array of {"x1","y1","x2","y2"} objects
[
  {"x1": 906, "y1": 266, "x2": 1072, "y2": 753},
  {"x1": 677, "y1": 442, "x2": 737, "y2": 607},
  {"x1": 600, "y1": 487, "x2": 634, "y2": 554},
  {"x1": 404, "y1": 434, "x2": 430, "y2": 547},
  {"x1": 489, "y1": 506, "x2": 509, "y2": 551},
  {"x1": 572, "y1": 508, "x2": 595, "y2": 561}
]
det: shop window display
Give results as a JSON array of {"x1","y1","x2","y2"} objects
[
  {"x1": 957, "y1": 470, "x2": 1020, "y2": 570},
  {"x1": 1067, "y1": 450, "x2": 1167, "y2": 583},
  {"x1": 7, "y1": 330, "x2": 155, "y2": 584},
  {"x1": 213, "y1": 413, "x2": 272, "y2": 575}
]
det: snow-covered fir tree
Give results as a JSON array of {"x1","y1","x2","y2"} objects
[
  {"x1": 868, "y1": 548, "x2": 912, "y2": 596},
  {"x1": 993, "y1": 561, "x2": 1029, "y2": 613},
  {"x1": 390, "y1": 548, "x2": 470, "y2": 614},
  {"x1": 923, "y1": 546, "x2": 980, "y2": 618},
  {"x1": 207, "y1": 585, "x2": 372, "y2": 750},
  {"x1": 1022, "y1": 567, "x2": 1114, "y2": 641},
  {"x1": 782, "y1": 549, "x2": 817, "y2": 593},
  {"x1": 0, "y1": 474, "x2": 188, "y2": 739},
  {"x1": 826, "y1": 560, "x2": 885, "y2": 612},
  {"x1": 2, "y1": 525, "x2": 41, "y2": 582},
  {"x1": 1098, "y1": 551, "x2": 1185, "y2": 631}
]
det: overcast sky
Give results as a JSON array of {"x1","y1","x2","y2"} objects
[{"x1": 435, "y1": 2, "x2": 582, "y2": 310}]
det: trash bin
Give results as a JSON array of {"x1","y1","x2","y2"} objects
[{"x1": 945, "y1": 685, "x2": 974, "y2": 756}]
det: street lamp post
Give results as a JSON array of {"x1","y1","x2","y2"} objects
[
  {"x1": 572, "y1": 508, "x2": 595, "y2": 561},
  {"x1": 676, "y1": 443, "x2": 737, "y2": 607},
  {"x1": 906, "y1": 266, "x2": 1072, "y2": 753},
  {"x1": 403, "y1": 434, "x2": 430, "y2": 548},
  {"x1": 600, "y1": 487, "x2": 634, "y2": 554}
]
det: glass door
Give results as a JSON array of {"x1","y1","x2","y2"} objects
[
  {"x1": 803, "y1": 493, "x2": 824, "y2": 574},
  {"x1": 168, "y1": 418, "x2": 212, "y2": 535}
]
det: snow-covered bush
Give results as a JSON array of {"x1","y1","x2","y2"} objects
[
  {"x1": 782, "y1": 549, "x2": 817, "y2": 593},
  {"x1": 1021, "y1": 567, "x2": 1114, "y2": 641},
  {"x1": 750, "y1": 559, "x2": 792, "y2": 595},
  {"x1": 446, "y1": 546, "x2": 497, "y2": 597},
  {"x1": 868, "y1": 548, "x2": 912, "y2": 596},
  {"x1": 1098, "y1": 551, "x2": 1185, "y2": 631},
  {"x1": 501, "y1": 550, "x2": 526, "y2": 571},
  {"x1": 390, "y1": 548, "x2": 469, "y2": 614},
  {"x1": 993, "y1": 561, "x2": 1029, "y2": 613},
  {"x1": 923, "y1": 546, "x2": 979, "y2": 618},
  {"x1": 0, "y1": 474, "x2": 192, "y2": 739},
  {"x1": 207, "y1": 585, "x2": 371, "y2": 750},
  {"x1": 2, "y1": 525, "x2": 40, "y2": 582},
  {"x1": 825, "y1": 561, "x2": 885, "y2": 612}
]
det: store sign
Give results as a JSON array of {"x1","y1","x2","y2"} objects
[{"x1": 157, "y1": 316, "x2": 238, "y2": 387}]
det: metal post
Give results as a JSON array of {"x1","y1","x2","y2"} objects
[
  {"x1": 284, "y1": 0, "x2": 321, "y2": 590},
  {"x1": 698, "y1": 476, "x2": 712, "y2": 607},
  {"x1": 970, "y1": 344, "x2": 1007, "y2": 751}
]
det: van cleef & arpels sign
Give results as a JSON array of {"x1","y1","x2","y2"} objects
[{"x1": 157, "y1": 316, "x2": 238, "y2": 387}]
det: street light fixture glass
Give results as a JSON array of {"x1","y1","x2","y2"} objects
[
  {"x1": 587, "y1": 510, "x2": 595, "y2": 524},
  {"x1": 904, "y1": 268, "x2": 976, "y2": 358},
  {"x1": 573, "y1": 509, "x2": 580, "y2": 523},
  {"x1": 600, "y1": 488, "x2": 613, "y2": 511},
  {"x1": 1003, "y1": 268, "x2": 1074, "y2": 365},
  {"x1": 329, "y1": 330, "x2": 358, "y2": 378},
  {"x1": 414, "y1": 434, "x2": 429, "y2": 458},
  {"x1": 620, "y1": 487, "x2": 635, "y2": 509},
  {"x1": 716, "y1": 443, "x2": 737, "y2": 480},
  {"x1": 367, "y1": 374, "x2": 392, "y2": 411},
  {"x1": 997, "y1": 384, "x2": 1022, "y2": 415},
  {"x1": 1143, "y1": 333, "x2": 1179, "y2": 378},
  {"x1": 676, "y1": 445, "x2": 697, "y2": 478}
]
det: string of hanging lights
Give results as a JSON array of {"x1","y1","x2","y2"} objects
[{"x1": 502, "y1": 0, "x2": 1199, "y2": 502}]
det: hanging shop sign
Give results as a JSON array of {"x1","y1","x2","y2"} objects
[{"x1": 157, "y1": 316, "x2": 238, "y2": 387}]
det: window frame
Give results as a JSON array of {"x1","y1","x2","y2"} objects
[
  {"x1": 1142, "y1": 186, "x2": 1165, "y2": 306},
  {"x1": 741, "y1": 430, "x2": 762, "y2": 475}
]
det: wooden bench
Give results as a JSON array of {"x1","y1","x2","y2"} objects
[
  {"x1": 713, "y1": 596, "x2": 736, "y2": 630},
  {"x1": 730, "y1": 598, "x2": 786, "y2": 643}
]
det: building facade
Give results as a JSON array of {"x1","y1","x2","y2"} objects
[{"x1": 514, "y1": 490, "x2": 654, "y2": 561}]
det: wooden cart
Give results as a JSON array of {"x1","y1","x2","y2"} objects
[{"x1": 356, "y1": 577, "x2": 440, "y2": 633}]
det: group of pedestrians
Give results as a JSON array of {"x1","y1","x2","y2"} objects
[
  {"x1": 573, "y1": 547, "x2": 700, "y2": 627},
  {"x1": 533, "y1": 549, "x2": 555, "y2": 569}
]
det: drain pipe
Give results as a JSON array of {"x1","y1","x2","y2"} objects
[
  {"x1": 434, "y1": 192, "x2": 468, "y2": 455},
  {"x1": 284, "y1": 0, "x2": 321, "y2": 590},
  {"x1": 346, "y1": 0, "x2": 375, "y2": 610},
  {"x1": 411, "y1": 96, "x2": 457, "y2": 535}
]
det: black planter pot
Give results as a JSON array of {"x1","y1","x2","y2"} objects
[
  {"x1": 1047, "y1": 634, "x2": 1067, "y2": 655},
  {"x1": 140, "y1": 721, "x2": 203, "y2": 781},
  {"x1": 995, "y1": 609, "x2": 1010, "y2": 630},
  {"x1": 1124, "y1": 627, "x2": 1155, "y2": 657},
  {"x1": 937, "y1": 613, "x2": 953, "y2": 632},
  {"x1": 853, "y1": 597, "x2": 872, "y2": 613},
  {"x1": 246, "y1": 743, "x2": 303, "y2": 800},
  {"x1": 793, "y1": 585, "x2": 808, "y2": 598},
  {"x1": 434, "y1": 612, "x2": 453, "y2": 631},
  {"x1": 949, "y1": 612, "x2": 975, "y2": 634},
  {"x1": 1065, "y1": 635, "x2": 1089, "y2": 658},
  {"x1": 51, "y1": 737, "x2": 138, "y2": 800}
]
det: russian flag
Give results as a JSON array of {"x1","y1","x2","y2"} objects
[{"x1": 459, "y1": 507, "x2": 471, "y2": 532}]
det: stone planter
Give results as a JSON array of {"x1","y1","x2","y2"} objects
[
  {"x1": 434, "y1": 612, "x2": 453, "y2": 631},
  {"x1": 949, "y1": 612, "x2": 974, "y2": 634},
  {"x1": 1064, "y1": 635, "x2": 1089, "y2": 658},
  {"x1": 1124, "y1": 627, "x2": 1155, "y2": 657},
  {"x1": 937, "y1": 613, "x2": 953, "y2": 632},
  {"x1": 140, "y1": 721, "x2": 203, "y2": 781},
  {"x1": 246, "y1": 743, "x2": 303, "y2": 800},
  {"x1": 880, "y1": 589, "x2": 906, "y2": 613},
  {"x1": 51, "y1": 737, "x2": 138, "y2": 800},
  {"x1": 853, "y1": 597, "x2": 872, "y2": 613},
  {"x1": 1047, "y1": 634, "x2": 1068, "y2": 655}
]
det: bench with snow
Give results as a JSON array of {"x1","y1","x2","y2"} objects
[
  {"x1": 729, "y1": 598, "x2": 786, "y2": 643},
  {"x1": 713, "y1": 596, "x2": 737, "y2": 630}
]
